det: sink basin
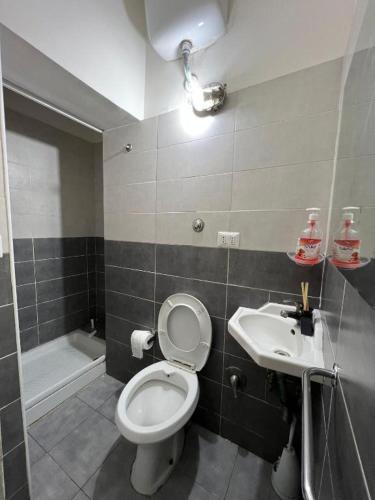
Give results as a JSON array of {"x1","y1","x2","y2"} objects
[{"x1": 228, "y1": 303, "x2": 324, "y2": 377}]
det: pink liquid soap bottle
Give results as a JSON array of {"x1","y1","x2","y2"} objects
[
  {"x1": 332, "y1": 207, "x2": 361, "y2": 269},
  {"x1": 295, "y1": 208, "x2": 322, "y2": 265}
]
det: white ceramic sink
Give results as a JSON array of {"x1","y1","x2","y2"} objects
[{"x1": 228, "y1": 303, "x2": 324, "y2": 377}]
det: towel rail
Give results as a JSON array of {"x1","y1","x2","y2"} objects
[{"x1": 302, "y1": 366, "x2": 337, "y2": 500}]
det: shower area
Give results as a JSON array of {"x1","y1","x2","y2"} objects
[{"x1": 3, "y1": 88, "x2": 106, "y2": 424}]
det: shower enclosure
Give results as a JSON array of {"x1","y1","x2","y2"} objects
[{"x1": 3, "y1": 88, "x2": 106, "y2": 424}]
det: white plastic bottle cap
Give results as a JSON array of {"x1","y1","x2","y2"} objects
[
  {"x1": 343, "y1": 212, "x2": 354, "y2": 221},
  {"x1": 308, "y1": 212, "x2": 320, "y2": 221},
  {"x1": 306, "y1": 207, "x2": 320, "y2": 220}
]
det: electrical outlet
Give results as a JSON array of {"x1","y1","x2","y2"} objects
[
  {"x1": 217, "y1": 231, "x2": 240, "y2": 248},
  {"x1": 228, "y1": 232, "x2": 240, "y2": 248},
  {"x1": 217, "y1": 231, "x2": 227, "y2": 247}
]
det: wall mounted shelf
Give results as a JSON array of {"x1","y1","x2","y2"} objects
[
  {"x1": 286, "y1": 252, "x2": 325, "y2": 267},
  {"x1": 327, "y1": 256, "x2": 370, "y2": 271}
]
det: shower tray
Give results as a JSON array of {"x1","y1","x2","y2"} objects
[{"x1": 22, "y1": 330, "x2": 106, "y2": 425}]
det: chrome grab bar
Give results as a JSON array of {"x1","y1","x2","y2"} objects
[{"x1": 302, "y1": 367, "x2": 337, "y2": 500}]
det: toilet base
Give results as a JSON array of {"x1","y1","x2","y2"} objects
[{"x1": 130, "y1": 428, "x2": 185, "y2": 495}]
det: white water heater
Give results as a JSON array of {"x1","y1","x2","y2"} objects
[{"x1": 144, "y1": 0, "x2": 228, "y2": 61}]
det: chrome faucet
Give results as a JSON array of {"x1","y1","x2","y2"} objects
[
  {"x1": 280, "y1": 301, "x2": 304, "y2": 320},
  {"x1": 225, "y1": 367, "x2": 246, "y2": 399},
  {"x1": 281, "y1": 300, "x2": 315, "y2": 336}
]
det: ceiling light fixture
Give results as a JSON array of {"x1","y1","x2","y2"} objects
[{"x1": 180, "y1": 40, "x2": 226, "y2": 114}]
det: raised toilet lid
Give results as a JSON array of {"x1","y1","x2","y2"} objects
[{"x1": 158, "y1": 293, "x2": 212, "y2": 372}]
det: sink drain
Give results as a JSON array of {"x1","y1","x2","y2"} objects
[{"x1": 274, "y1": 349, "x2": 291, "y2": 357}]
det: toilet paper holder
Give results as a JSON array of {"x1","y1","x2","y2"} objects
[{"x1": 148, "y1": 329, "x2": 157, "y2": 345}]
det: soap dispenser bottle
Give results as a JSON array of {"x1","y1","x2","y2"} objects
[
  {"x1": 332, "y1": 207, "x2": 361, "y2": 268},
  {"x1": 295, "y1": 208, "x2": 322, "y2": 264}
]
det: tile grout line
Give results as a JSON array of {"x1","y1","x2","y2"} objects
[
  {"x1": 317, "y1": 440, "x2": 328, "y2": 500},
  {"x1": 18, "y1": 290, "x2": 89, "y2": 309},
  {"x1": 153, "y1": 243, "x2": 157, "y2": 362},
  {"x1": 14, "y1": 253, "x2": 87, "y2": 264},
  {"x1": 1, "y1": 438, "x2": 25, "y2": 458},
  {"x1": 335, "y1": 280, "x2": 347, "y2": 353},
  {"x1": 18, "y1": 271, "x2": 91, "y2": 286},
  {"x1": 7, "y1": 482, "x2": 29, "y2": 500},
  {"x1": 31, "y1": 237, "x2": 40, "y2": 346},
  {"x1": 85, "y1": 237, "x2": 90, "y2": 324},
  {"x1": 0, "y1": 396, "x2": 21, "y2": 413},
  {"x1": 29, "y1": 390, "x2": 117, "y2": 459},
  {"x1": 222, "y1": 444, "x2": 240, "y2": 500},
  {"x1": 0, "y1": 350, "x2": 19, "y2": 364},
  {"x1": 105, "y1": 257, "x2": 321, "y2": 297},
  {"x1": 46, "y1": 451, "x2": 84, "y2": 492},
  {"x1": 36, "y1": 307, "x2": 89, "y2": 329},
  {"x1": 106, "y1": 313, "x2": 157, "y2": 332},
  {"x1": 219, "y1": 248, "x2": 230, "y2": 436},
  {"x1": 94, "y1": 238, "x2": 101, "y2": 329},
  {"x1": 77, "y1": 438, "x2": 125, "y2": 497},
  {"x1": 38, "y1": 387, "x2": 126, "y2": 496},
  {"x1": 337, "y1": 377, "x2": 372, "y2": 500}
]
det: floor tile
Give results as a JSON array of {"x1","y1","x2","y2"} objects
[
  {"x1": 29, "y1": 397, "x2": 95, "y2": 451},
  {"x1": 27, "y1": 435, "x2": 46, "y2": 465},
  {"x1": 267, "y1": 485, "x2": 282, "y2": 500},
  {"x1": 225, "y1": 447, "x2": 272, "y2": 500},
  {"x1": 31, "y1": 454, "x2": 79, "y2": 500},
  {"x1": 154, "y1": 471, "x2": 220, "y2": 500},
  {"x1": 50, "y1": 412, "x2": 121, "y2": 487},
  {"x1": 77, "y1": 375, "x2": 124, "y2": 410},
  {"x1": 176, "y1": 424, "x2": 238, "y2": 498},
  {"x1": 97, "y1": 387, "x2": 123, "y2": 423},
  {"x1": 82, "y1": 439, "x2": 141, "y2": 500},
  {"x1": 72, "y1": 491, "x2": 90, "y2": 500}
]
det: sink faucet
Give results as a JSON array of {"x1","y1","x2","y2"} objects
[
  {"x1": 280, "y1": 300, "x2": 315, "y2": 336},
  {"x1": 280, "y1": 301, "x2": 304, "y2": 320}
]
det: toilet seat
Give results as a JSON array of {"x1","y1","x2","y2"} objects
[
  {"x1": 158, "y1": 293, "x2": 212, "y2": 372},
  {"x1": 116, "y1": 361, "x2": 199, "y2": 444}
]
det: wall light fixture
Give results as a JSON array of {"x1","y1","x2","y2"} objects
[{"x1": 180, "y1": 40, "x2": 226, "y2": 113}]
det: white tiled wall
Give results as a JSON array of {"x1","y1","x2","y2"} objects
[
  {"x1": 103, "y1": 58, "x2": 342, "y2": 251},
  {"x1": 5, "y1": 110, "x2": 99, "y2": 239}
]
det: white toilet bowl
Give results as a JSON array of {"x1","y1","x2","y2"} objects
[
  {"x1": 116, "y1": 361, "x2": 199, "y2": 494},
  {"x1": 115, "y1": 293, "x2": 212, "y2": 495}
]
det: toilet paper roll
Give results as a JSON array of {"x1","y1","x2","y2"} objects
[{"x1": 131, "y1": 330, "x2": 154, "y2": 359}]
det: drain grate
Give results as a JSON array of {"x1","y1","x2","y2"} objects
[{"x1": 274, "y1": 349, "x2": 291, "y2": 357}]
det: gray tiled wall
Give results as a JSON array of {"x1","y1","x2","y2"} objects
[
  {"x1": 105, "y1": 240, "x2": 323, "y2": 462},
  {"x1": 13, "y1": 236, "x2": 105, "y2": 351},
  {"x1": 0, "y1": 99, "x2": 29, "y2": 498},
  {"x1": 0, "y1": 255, "x2": 29, "y2": 499},
  {"x1": 315, "y1": 262, "x2": 374, "y2": 499},
  {"x1": 102, "y1": 58, "x2": 343, "y2": 464}
]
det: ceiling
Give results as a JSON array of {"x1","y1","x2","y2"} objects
[
  {"x1": 3, "y1": 87, "x2": 102, "y2": 143},
  {"x1": 1, "y1": 0, "x2": 360, "y2": 125},
  {"x1": 145, "y1": 0, "x2": 358, "y2": 117}
]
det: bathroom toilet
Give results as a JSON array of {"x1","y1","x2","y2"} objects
[{"x1": 115, "y1": 293, "x2": 212, "y2": 495}]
